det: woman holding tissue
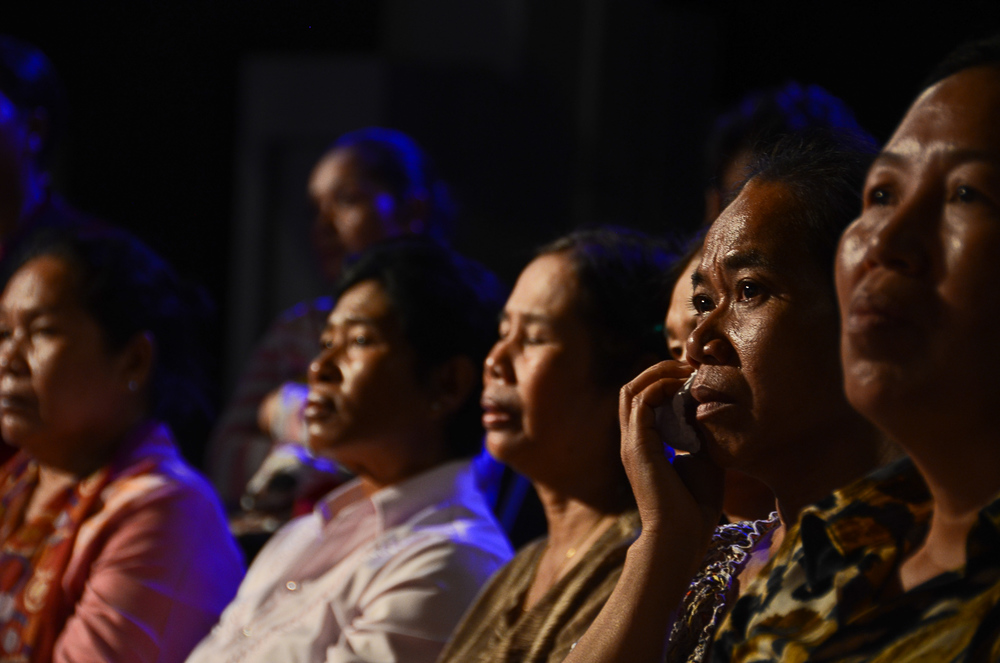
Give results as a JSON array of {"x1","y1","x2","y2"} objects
[{"x1": 562, "y1": 129, "x2": 906, "y2": 663}]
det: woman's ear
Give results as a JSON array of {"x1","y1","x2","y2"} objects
[
  {"x1": 427, "y1": 355, "x2": 477, "y2": 419},
  {"x1": 119, "y1": 331, "x2": 156, "y2": 393}
]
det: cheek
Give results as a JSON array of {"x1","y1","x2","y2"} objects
[
  {"x1": 326, "y1": 202, "x2": 383, "y2": 251},
  {"x1": 835, "y1": 223, "x2": 869, "y2": 309}
]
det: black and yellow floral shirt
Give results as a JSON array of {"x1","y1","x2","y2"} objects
[{"x1": 711, "y1": 457, "x2": 1000, "y2": 661}]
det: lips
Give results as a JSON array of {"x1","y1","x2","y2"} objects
[
  {"x1": 480, "y1": 393, "x2": 519, "y2": 430},
  {"x1": 303, "y1": 390, "x2": 336, "y2": 423},
  {"x1": 843, "y1": 289, "x2": 910, "y2": 334},
  {"x1": 0, "y1": 391, "x2": 37, "y2": 418},
  {"x1": 690, "y1": 380, "x2": 737, "y2": 421}
]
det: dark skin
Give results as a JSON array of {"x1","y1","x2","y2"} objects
[
  {"x1": 836, "y1": 65, "x2": 1000, "y2": 591},
  {"x1": 482, "y1": 252, "x2": 633, "y2": 610},
  {"x1": 304, "y1": 279, "x2": 473, "y2": 497},
  {"x1": 563, "y1": 179, "x2": 889, "y2": 663}
]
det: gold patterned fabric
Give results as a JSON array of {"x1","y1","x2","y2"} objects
[
  {"x1": 437, "y1": 510, "x2": 640, "y2": 663},
  {"x1": 709, "y1": 457, "x2": 1000, "y2": 661}
]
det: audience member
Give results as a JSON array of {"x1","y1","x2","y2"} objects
[
  {"x1": 208, "y1": 127, "x2": 454, "y2": 508},
  {"x1": 713, "y1": 33, "x2": 1000, "y2": 661},
  {"x1": 187, "y1": 239, "x2": 512, "y2": 663},
  {"x1": 563, "y1": 129, "x2": 897, "y2": 663},
  {"x1": 0, "y1": 227, "x2": 243, "y2": 663},
  {"x1": 702, "y1": 81, "x2": 870, "y2": 223},
  {"x1": 438, "y1": 227, "x2": 672, "y2": 663},
  {"x1": 664, "y1": 232, "x2": 774, "y2": 525}
]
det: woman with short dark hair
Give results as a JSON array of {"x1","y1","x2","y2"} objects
[{"x1": 0, "y1": 227, "x2": 243, "y2": 663}]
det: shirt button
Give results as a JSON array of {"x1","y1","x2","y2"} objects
[{"x1": 286, "y1": 581, "x2": 298, "y2": 591}]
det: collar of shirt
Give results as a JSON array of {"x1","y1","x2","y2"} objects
[
  {"x1": 796, "y1": 457, "x2": 931, "y2": 597},
  {"x1": 316, "y1": 460, "x2": 476, "y2": 537}
]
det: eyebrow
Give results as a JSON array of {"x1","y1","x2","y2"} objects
[
  {"x1": 324, "y1": 314, "x2": 381, "y2": 330},
  {"x1": 498, "y1": 311, "x2": 555, "y2": 325},
  {"x1": 690, "y1": 249, "x2": 777, "y2": 288}
]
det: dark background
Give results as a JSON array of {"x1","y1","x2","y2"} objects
[{"x1": 7, "y1": 1, "x2": 1000, "y2": 459}]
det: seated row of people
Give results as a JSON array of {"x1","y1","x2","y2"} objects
[{"x1": 0, "y1": 30, "x2": 998, "y2": 663}]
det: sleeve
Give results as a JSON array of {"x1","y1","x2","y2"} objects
[
  {"x1": 206, "y1": 300, "x2": 332, "y2": 505},
  {"x1": 325, "y1": 533, "x2": 509, "y2": 663},
  {"x1": 52, "y1": 480, "x2": 245, "y2": 663}
]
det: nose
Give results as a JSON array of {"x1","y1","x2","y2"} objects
[
  {"x1": 684, "y1": 311, "x2": 734, "y2": 369},
  {"x1": 855, "y1": 188, "x2": 937, "y2": 279},
  {"x1": 483, "y1": 336, "x2": 515, "y2": 385},
  {"x1": 0, "y1": 330, "x2": 27, "y2": 376},
  {"x1": 308, "y1": 343, "x2": 343, "y2": 386}
]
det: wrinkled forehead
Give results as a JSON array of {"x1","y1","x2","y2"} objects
[{"x1": 700, "y1": 179, "x2": 807, "y2": 269}]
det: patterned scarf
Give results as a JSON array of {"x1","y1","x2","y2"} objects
[{"x1": 0, "y1": 452, "x2": 113, "y2": 663}]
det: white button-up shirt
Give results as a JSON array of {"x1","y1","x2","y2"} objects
[{"x1": 187, "y1": 460, "x2": 513, "y2": 663}]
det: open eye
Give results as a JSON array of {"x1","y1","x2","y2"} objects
[
  {"x1": 870, "y1": 188, "x2": 892, "y2": 206},
  {"x1": 956, "y1": 185, "x2": 978, "y2": 203},
  {"x1": 352, "y1": 333, "x2": 371, "y2": 347},
  {"x1": 737, "y1": 280, "x2": 763, "y2": 301},
  {"x1": 692, "y1": 293, "x2": 714, "y2": 315}
]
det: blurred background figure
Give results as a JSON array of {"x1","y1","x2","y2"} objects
[
  {"x1": 439, "y1": 227, "x2": 672, "y2": 663},
  {"x1": 0, "y1": 36, "x2": 98, "y2": 465},
  {"x1": 0, "y1": 227, "x2": 242, "y2": 663},
  {"x1": 209, "y1": 127, "x2": 455, "y2": 516},
  {"x1": 701, "y1": 81, "x2": 870, "y2": 224},
  {"x1": 189, "y1": 239, "x2": 511, "y2": 663}
]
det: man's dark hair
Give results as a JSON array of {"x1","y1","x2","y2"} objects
[
  {"x1": 538, "y1": 226, "x2": 674, "y2": 389},
  {"x1": 336, "y1": 238, "x2": 505, "y2": 459},
  {"x1": 747, "y1": 129, "x2": 878, "y2": 294},
  {"x1": 922, "y1": 32, "x2": 1000, "y2": 90},
  {"x1": 0, "y1": 36, "x2": 66, "y2": 169}
]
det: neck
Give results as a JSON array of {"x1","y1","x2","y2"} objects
[
  {"x1": 533, "y1": 480, "x2": 628, "y2": 548},
  {"x1": 890, "y1": 423, "x2": 1000, "y2": 590},
  {"x1": 349, "y1": 432, "x2": 450, "y2": 498},
  {"x1": 767, "y1": 422, "x2": 897, "y2": 526}
]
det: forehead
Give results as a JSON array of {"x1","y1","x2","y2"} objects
[
  {"x1": 887, "y1": 66, "x2": 1000, "y2": 162},
  {"x1": 328, "y1": 279, "x2": 395, "y2": 325},
  {"x1": 506, "y1": 252, "x2": 581, "y2": 319},
  {"x1": 309, "y1": 148, "x2": 360, "y2": 198},
  {"x1": 701, "y1": 179, "x2": 810, "y2": 270},
  {"x1": 1, "y1": 255, "x2": 77, "y2": 312}
]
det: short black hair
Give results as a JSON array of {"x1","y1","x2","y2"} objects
[
  {"x1": 336, "y1": 238, "x2": 505, "y2": 459},
  {"x1": 538, "y1": 226, "x2": 674, "y2": 389},
  {"x1": 16, "y1": 227, "x2": 215, "y2": 458},
  {"x1": 747, "y1": 129, "x2": 878, "y2": 295},
  {"x1": 922, "y1": 32, "x2": 1000, "y2": 90},
  {"x1": 0, "y1": 36, "x2": 66, "y2": 169},
  {"x1": 331, "y1": 127, "x2": 456, "y2": 245}
]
